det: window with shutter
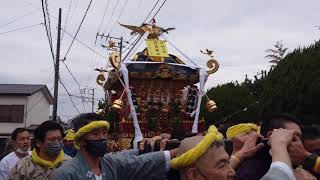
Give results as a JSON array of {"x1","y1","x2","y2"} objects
[{"x1": 0, "y1": 105, "x2": 24, "y2": 123}]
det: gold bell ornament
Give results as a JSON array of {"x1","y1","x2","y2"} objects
[
  {"x1": 206, "y1": 100, "x2": 217, "y2": 112},
  {"x1": 112, "y1": 89, "x2": 126, "y2": 110},
  {"x1": 112, "y1": 99, "x2": 123, "y2": 110},
  {"x1": 205, "y1": 94, "x2": 217, "y2": 112}
]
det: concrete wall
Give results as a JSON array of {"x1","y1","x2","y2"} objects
[{"x1": 0, "y1": 91, "x2": 50, "y2": 135}]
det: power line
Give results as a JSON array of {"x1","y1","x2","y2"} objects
[
  {"x1": 142, "y1": 0, "x2": 160, "y2": 23},
  {"x1": 149, "y1": 0, "x2": 167, "y2": 20},
  {"x1": 107, "y1": 0, "x2": 130, "y2": 35},
  {"x1": 59, "y1": 78, "x2": 81, "y2": 114},
  {"x1": 44, "y1": 0, "x2": 53, "y2": 48},
  {"x1": 0, "y1": 23, "x2": 43, "y2": 35},
  {"x1": 87, "y1": 0, "x2": 111, "y2": 85},
  {"x1": 0, "y1": 10, "x2": 39, "y2": 29},
  {"x1": 62, "y1": 61, "x2": 87, "y2": 113},
  {"x1": 61, "y1": 0, "x2": 80, "y2": 42},
  {"x1": 61, "y1": 0, "x2": 80, "y2": 43},
  {"x1": 61, "y1": 0, "x2": 73, "y2": 42},
  {"x1": 122, "y1": 0, "x2": 165, "y2": 53},
  {"x1": 41, "y1": 0, "x2": 55, "y2": 61},
  {"x1": 118, "y1": 0, "x2": 144, "y2": 37},
  {"x1": 97, "y1": 0, "x2": 111, "y2": 33},
  {"x1": 27, "y1": 86, "x2": 54, "y2": 114},
  {"x1": 62, "y1": 61, "x2": 81, "y2": 87},
  {"x1": 126, "y1": 0, "x2": 162, "y2": 42},
  {"x1": 27, "y1": 70, "x2": 55, "y2": 113},
  {"x1": 103, "y1": 0, "x2": 120, "y2": 33},
  {"x1": 64, "y1": 0, "x2": 93, "y2": 58},
  {"x1": 61, "y1": 28, "x2": 107, "y2": 58}
]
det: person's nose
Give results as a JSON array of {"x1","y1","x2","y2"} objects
[
  {"x1": 23, "y1": 138, "x2": 30, "y2": 145},
  {"x1": 227, "y1": 164, "x2": 236, "y2": 178}
]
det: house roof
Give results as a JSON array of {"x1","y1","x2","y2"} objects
[{"x1": 0, "y1": 84, "x2": 54, "y2": 104}]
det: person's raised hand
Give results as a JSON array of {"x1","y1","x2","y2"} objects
[
  {"x1": 269, "y1": 128, "x2": 295, "y2": 147},
  {"x1": 294, "y1": 167, "x2": 316, "y2": 180},
  {"x1": 159, "y1": 139, "x2": 169, "y2": 151},
  {"x1": 268, "y1": 128, "x2": 296, "y2": 168},
  {"x1": 148, "y1": 135, "x2": 163, "y2": 149},
  {"x1": 232, "y1": 131, "x2": 264, "y2": 162},
  {"x1": 288, "y1": 137, "x2": 311, "y2": 167}
]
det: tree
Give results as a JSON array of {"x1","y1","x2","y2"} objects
[
  {"x1": 265, "y1": 40, "x2": 288, "y2": 68},
  {"x1": 200, "y1": 82, "x2": 259, "y2": 132},
  {"x1": 261, "y1": 40, "x2": 320, "y2": 124}
]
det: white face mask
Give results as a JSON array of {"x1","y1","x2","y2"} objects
[{"x1": 16, "y1": 147, "x2": 30, "y2": 154}]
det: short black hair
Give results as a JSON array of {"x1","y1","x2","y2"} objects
[
  {"x1": 72, "y1": 113, "x2": 108, "y2": 132},
  {"x1": 260, "y1": 113, "x2": 301, "y2": 136},
  {"x1": 302, "y1": 125, "x2": 320, "y2": 140},
  {"x1": 34, "y1": 121, "x2": 64, "y2": 142},
  {"x1": 11, "y1": 128, "x2": 29, "y2": 141}
]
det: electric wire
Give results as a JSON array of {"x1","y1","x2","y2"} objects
[
  {"x1": 59, "y1": 78, "x2": 81, "y2": 113},
  {"x1": 97, "y1": 0, "x2": 111, "y2": 33},
  {"x1": 64, "y1": 0, "x2": 93, "y2": 58},
  {"x1": 61, "y1": 28, "x2": 107, "y2": 58},
  {"x1": 87, "y1": 0, "x2": 111, "y2": 85},
  {"x1": 103, "y1": 0, "x2": 120, "y2": 34},
  {"x1": 41, "y1": 0, "x2": 55, "y2": 61},
  {"x1": 107, "y1": 0, "x2": 130, "y2": 35},
  {"x1": 0, "y1": 23, "x2": 43, "y2": 35},
  {"x1": 149, "y1": 0, "x2": 167, "y2": 21},
  {"x1": 62, "y1": 61, "x2": 88, "y2": 113},
  {"x1": 44, "y1": 0, "x2": 54, "y2": 53},
  {"x1": 0, "y1": 10, "x2": 39, "y2": 29},
  {"x1": 61, "y1": 0, "x2": 73, "y2": 42}
]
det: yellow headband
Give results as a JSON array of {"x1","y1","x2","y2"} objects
[
  {"x1": 226, "y1": 123, "x2": 258, "y2": 140},
  {"x1": 170, "y1": 125, "x2": 224, "y2": 169},
  {"x1": 64, "y1": 129, "x2": 75, "y2": 141},
  {"x1": 74, "y1": 120, "x2": 110, "y2": 149}
]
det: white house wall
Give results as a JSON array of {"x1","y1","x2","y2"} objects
[
  {"x1": 26, "y1": 91, "x2": 50, "y2": 127},
  {"x1": 0, "y1": 91, "x2": 50, "y2": 135},
  {"x1": 0, "y1": 96, "x2": 27, "y2": 134}
]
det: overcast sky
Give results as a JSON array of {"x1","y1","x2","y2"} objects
[{"x1": 1, "y1": 0, "x2": 319, "y2": 121}]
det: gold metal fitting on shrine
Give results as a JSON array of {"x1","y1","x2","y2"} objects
[
  {"x1": 206, "y1": 99, "x2": 217, "y2": 112},
  {"x1": 112, "y1": 99, "x2": 123, "y2": 110}
]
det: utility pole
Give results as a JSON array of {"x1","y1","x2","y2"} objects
[
  {"x1": 96, "y1": 34, "x2": 127, "y2": 55},
  {"x1": 52, "y1": 8, "x2": 62, "y2": 122},
  {"x1": 119, "y1": 37, "x2": 123, "y2": 61},
  {"x1": 91, "y1": 88, "x2": 95, "y2": 112},
  {"x1": 80, "y1": 88, "x2": 95, "y2": 112}
]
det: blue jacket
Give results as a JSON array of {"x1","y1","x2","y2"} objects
[
  {"x1": 52, "y1": 150, "x2": 167, "y2": 180},
  {"x1": 62, "y1": 145, "x2": 77, "y2": 157}
]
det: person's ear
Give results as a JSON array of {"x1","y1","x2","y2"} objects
[
  {"x1": 35, "y1": 139, "x2": 43, "y2": 149},
  {"x1": 78, "y1": 138, "x2": 86, "y2": 148},
  {"x1": 185, "y1": 167, "x2": 199, "y2": 179},
  {"x1": 11, "y1": 140, "x2": 17, "y2": 149}
]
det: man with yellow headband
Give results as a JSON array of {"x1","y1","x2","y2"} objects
[
  {"x1": 52, "y1": 113, "x2": 177, "y2": 180},
  {"x1": 9, "y1": 121, "x2": 71, "y2": 179},
  {"x1": 62, "y1": 129, "x2": 77, "y2": 157},
  {"x1": 170, "y1": 125, "x2": 236, "y2": 180}
]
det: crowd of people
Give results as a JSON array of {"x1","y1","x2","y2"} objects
[{"x1": 0, "y1": 112, "x2": 319, "y2": 180}]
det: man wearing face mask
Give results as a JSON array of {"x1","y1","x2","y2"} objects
[
  {"x1": 62, "y1": 129, "x2": 77, "y2": 157},
  {"x1": 0, "y1": 128, "x2": 31, "y2": 180},
  {"x1": 52, "y1": 113, "x2": 178, "y2": 180},
  {"x1": 9, "y1": 121, "x2": 71, "y2": 179}
]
